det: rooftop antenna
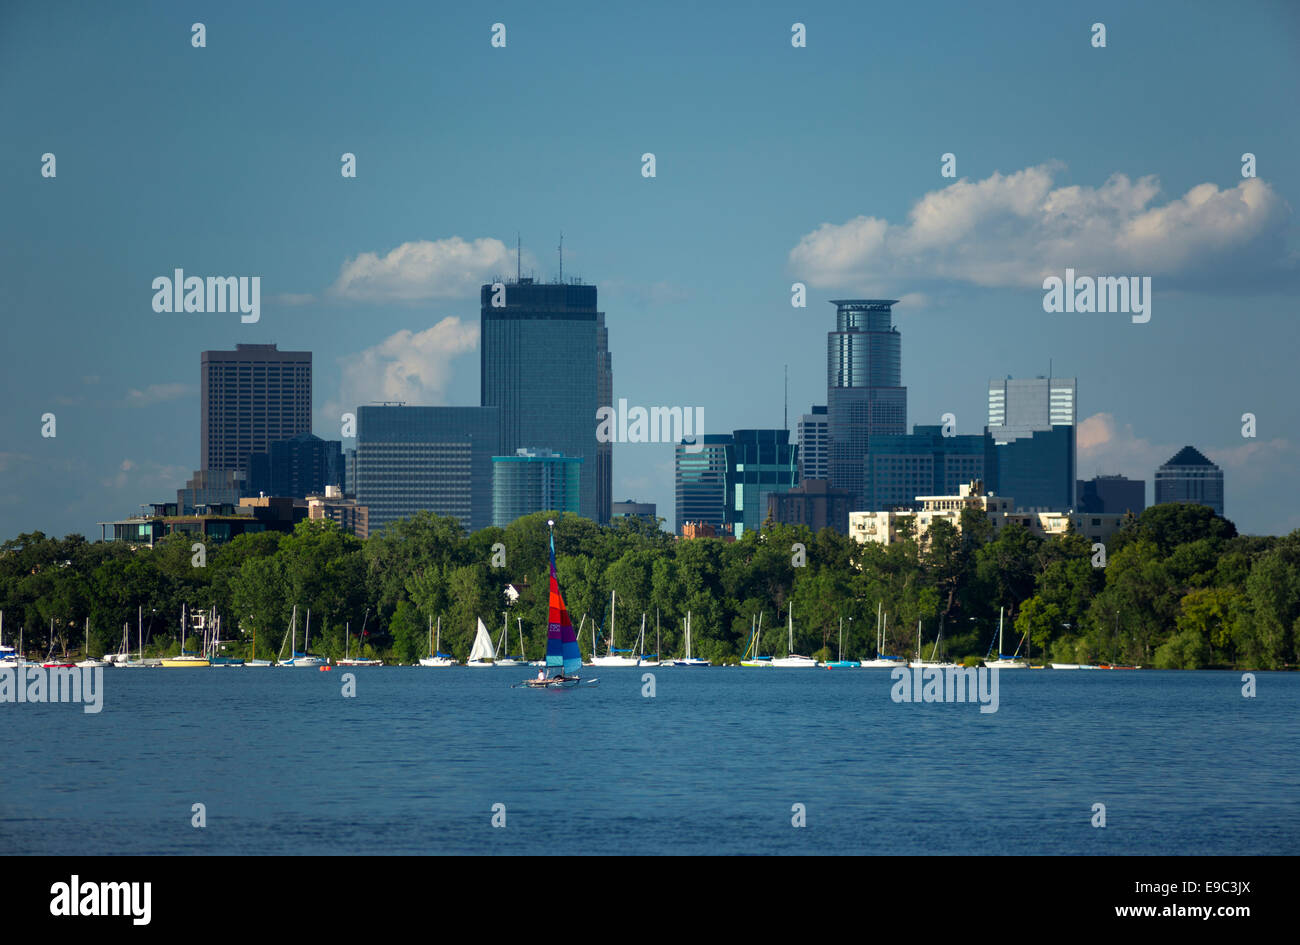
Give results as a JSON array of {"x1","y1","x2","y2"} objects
[
  {"x1": 558, "y1": 231, "x2": 564, "y2": 283},
  {"x1": 517, "y1": 233, "x2": 521, "y2": 282}
]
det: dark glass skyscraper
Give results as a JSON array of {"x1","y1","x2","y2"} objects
[
  {"x1": 1155, "y1": 446, "x2": 1223, "y2": 516},
  {"x1": 724, "y1": 429, "x2": 799, "y2": 537},
  {"x1": 481, "y1": 278, "x2": 612, "y2": 523},
  {"x1": 827, "y1": 300, "x2": 906, "y2": 505},
  {"x1": 675, "y1": 434, "x2": 731, "y2": 534},
  {"x1": 988, "y1": 377, "x2": 1076, "y2": 511},
  {"x1": 863, "y1": 425, "x2": 997, "y2": 511}
]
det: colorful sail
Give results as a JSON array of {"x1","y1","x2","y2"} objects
[{"x1": 546, "y1": 530, "x2": 582, "y2": 675}]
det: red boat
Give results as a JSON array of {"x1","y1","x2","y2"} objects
[{"x1": 1099, "y1": 663, "x2": 1141, "y2": 670}]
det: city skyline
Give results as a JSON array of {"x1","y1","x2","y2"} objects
[{"x1": 3, "y1": 1, "x2": 1298, "y2": 539}]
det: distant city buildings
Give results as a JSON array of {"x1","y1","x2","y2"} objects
[
  {"x1": 827, "y1": 300, "x2": 906, "y2": 506},
  {"x1": 680, "y1": 521, "x2": 735, "y2": 541},
  {"x1": 354, "y1": 405, "x2": 499, "y2": 534},
  {"x1": 481, "y1": 278, "x2": 612, "y2": 524},
  {"x1": 1078, "y1": 474, "x2": 1145, "y2": 515},
  {"x1": 724, "y1": 429, "x2": 799, "y2": 537},
  {"x1": 675, "y1": 434, "x2": 731, "y2": 534},
  {"x1": 863, "y1": 424, "x2": 996, "y2": 512},
  {"x1": 99, "y1": 496, "x2": 304, "y2": 547},
  {"x1": 1155, "y1": 447, "x2": 1224, "y2": 516},
  {"x1": 850, "y1": 480, "x2": 1123, "y2": 548},
  {"x1": 988, "y1": 376, "x2": 1076, "y2": 511},
  {"x1": 492, "y1": 448, "x2": 583, "y2": 527},
  {"x1": 797, "y1": 406, "x2": 829, "y2": 482},
  {"x1": 306, "y1": 485, "x2": 369, "y2": 539},
  {"x1": 248, "y1": 432, "x2": 344, "y2": 499},
  {"x1": 611, "y1": 499, "x2": 658, "y2": 524},
  {"x1": 766, "y1": 478, "x2": 854, "y2": 534}
]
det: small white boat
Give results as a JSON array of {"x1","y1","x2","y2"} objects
[
  {"x1": 418, "y1": 616, "x2": 457, "y2": 666},
  {"x1": 278, "y1": 606, "x2": 328, "y2": 667},
  {"x1": 337, "y1": 616, "x2": 383, "y2": 666},
  {"x1": 244, "y1": 659, "x2": 274, "y2": 667},
  {"x1": 985, "y1": 607, "x2": 1029, "y2": 668},
  {"x1": 590, "y1": 591, "x2": 640, "y2": 666},
  {"x1": 770, "y1": 606, "x2": 817, "y2": 667},
  {"x1": 739, "y1": 613, "x2": 775, "y2": 667},
  {"x1": 673, "y1": 610, "x2": 710, "y2": 667},
  {"x1": 860, "y1": 605, "x2": 905, "y2": 667}
]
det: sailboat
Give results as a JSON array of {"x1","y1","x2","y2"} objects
[
  {"x1": 673, "y1": 610, "x2": 710, "y2": 667},
  {"x1": 337, "y1": 613, "x2": 383, "y2": 666},
  {"x1": 208, "y1": 613, "x2": 245, "y2": 666},
  {"x1": 467, "y1": 617, "x2": 496, "y2": 666},
  {"x1": 985, "y1": 607, "x2": 1028, "y2": 669},
  {"x1": 0, "y1": 611, "x2": 30, "y2": 667},
  {"x1": 591, "y1": 590, "x2": 639, "y2": 666},
  {"x1": 244, "y1": 616, "x2": 273, "y2": 667},
  {"x1": 740, "y1": 613, "x2": 773, "y2": 667},
  {"x1": 633, "y1": 613, "x2": 661, "y2": 667},
  {"x1": 771, "y1": 605, "x2": 817, "y2": 667},
  {"x1": 859, "y1": 603, "x2": 903, "y2": 667},
  {"x1": 278, "y1": 606, "x2": 328, "y2": 667},
  {"x1": 908, "y1": 617, "x2": 959, "y2": 669},
  {"x1": 494, "y1": 613, "x2": 523, "y2": 666},
  {"x1": 161, "y1": 605, "x2": 210, "y2": 667},
  {"x1": 821, "y1": 617, "x2": 860, "y2": 668},
  {"x1": 515, "y1": 520, "x2": 595, "y2": 688},
  {"x1": 419, "y1": 616, "x2": 457, "y2": 666}
]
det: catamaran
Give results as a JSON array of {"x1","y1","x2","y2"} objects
[
  {"x1": 673, "y1": 610, "x2": 710, "y2": 666},
  {"x1": 771, "y1": 605, "x2": 817, "y2": 667},
  {"x1": 467, "y1": 617, "x2": 496, "y2": 666},
  {"x1": 591, "y1": 590, "x2": 639, "y2": 666},
  {"x1": 418, "y1": 616, "x2": 457, "y2": 666},
  {"x1": 515, "y1": 520, "x2": 595, "y2": 688},
  {"x1": 985, "y1": 607, "x2": 1028, "y2": 669}
]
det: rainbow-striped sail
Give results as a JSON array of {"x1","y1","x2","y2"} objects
[{"x1": 547, "y1": 528, "x2": 583, "y2": 677}]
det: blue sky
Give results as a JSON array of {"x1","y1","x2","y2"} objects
[{"x1": 2, "y1": 0, "x2": 1298, "y2": 538}]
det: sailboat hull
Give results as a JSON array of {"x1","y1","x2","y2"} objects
[
  {"x1": 770, "y1": 656, "x2": 818, "y2": 668},
  {"x1": 590, "y1": 656, "x2": 639, "y2": 666}
]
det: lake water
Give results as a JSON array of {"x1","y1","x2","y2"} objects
[{"x1": 2, "y1": 667, "x2": 1296, "y2": 855}]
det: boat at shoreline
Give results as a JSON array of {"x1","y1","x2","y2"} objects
[
  {"x1": 673, "y1": 610, "x2": 710, "y2": 666},
  {"x1": 984, "y1": 607, "x2": 1028, "y2": 669},
  {"x1": 739, "y1": 613, "x2": 773, "y2": 667},
  {"x1": 278, "y1": 606, "x2": 327, "y2": 668},
  {"x1": 820, "y1": 616, "x2": 859, "y2": 668},
  {"x1": 771, "y1": 606, "x2": 816, "y2": 667},
  {"x1": 860, "y1": 605, "x2": 904, "y2": 667},
  {"x1": 591, "y1": 591, "x2": 639, "y2": 666},
  {"x1": 467, "y1": 617, "x2": 496, "y2": 667},
  {"x1": 418, "y1": 616, "x2": 457, "y2": 667}
]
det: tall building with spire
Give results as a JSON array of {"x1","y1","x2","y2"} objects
[
  {"x1": 826, "y1": 300, "x2": 906, "y2": 505},
  {"x1": 481, "y1": 278, "x2": 612, "y2": 523},
  {"x1": 1155, "y1": 446, "x2": 1224, "y2": 516}
]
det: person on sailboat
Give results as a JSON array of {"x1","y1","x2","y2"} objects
[{"x1": 537, "y1": 669, "x2": 545, "y2": 681}]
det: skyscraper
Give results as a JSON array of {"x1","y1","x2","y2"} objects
[
  {"x1": 724, "y1": 429, "x2": 799, "y2": 537},
  {"x1": 797, "y1": 405, "x2": 829, "y2": 483},
  {"x1": 491, "y1": 448, "x2": 583, "y2": 527},
  {"x1": 481, "y1": 278, "x2": 612, "y2": 523},
  {"x1": 200, "y1": 343, "x2": 312, "y2": 477},
  {"x1": 1155, "y1": 447, "x2": 1224, "y2": 516},
  {"x1": 354, "y1": 405, "x2": 499, "y2": 533},
  {"x1": 675, "y1": 434, "x2": 731, "y2": 534},
  {"x1": 988, "y1": 376, "x2": 1076, "y2": 511},
  {"x1": 863, "y1": 424, "x2": 997, "y2": 511},
  {"x1": 827, "y1": 300, "x2": 906, "y2": 506},
  {"x1": 1078, "y1": 474, "x2": 1145, "y2": 515},
  {"x1": 248, "y1": 433, "x2": 344, "y2": 499}
]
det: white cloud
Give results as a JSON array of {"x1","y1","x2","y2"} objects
[
  {"x1": 124, "y1": 383, "x2": 193, "y2": 407},
  {"x1": 329, "y1": 237, "x2": 518, "y2": 302},
  {"x1": 100, "y1": 458, "x2": 190, "y2": 491},
  {"x1": 327, "y1": 317, "x2": 480, "y2": 421},
  {"x1": 790, "y1": 165, "x2": 1294, "y2": 291},
  {"x1": 1076, "y1": 413, "x2": 1173, "y2": 481}
]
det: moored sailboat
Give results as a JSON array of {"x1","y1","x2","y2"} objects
[
  {"x1": 418, "y1": 616, "x2": 457, "y2": 666},
  {"x1": 673, "y1": 610, "x2": 710, "y2": 666},
  {"x1": 771, "y1": 605, "x2": 817, "y2": 667},
  {"x1": 467, "y1": 617, "x2": 496, "y2": 666},
  {"x1": 591, "y1": 590, "x2": 639, "y2": 666},
  {"x1": 985, "y1": 607, "x2": 1028, "y2": 669}
]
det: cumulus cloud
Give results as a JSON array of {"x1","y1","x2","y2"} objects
[
  {"x1": 327, "y1": 317, "x2": 480, "y2": 421},
  {"x1": 101, "y1": 458, "x2": 191, "y2": 491},
  {"x1": 124, "y1": 383, "x2": 194, "y2": 407},
  {"x1": 789, "y1": 165, "x2": 1294, "y2": 291},
  {"x1": 329, "y1": 237, "x2": 518, "y2": 301}
]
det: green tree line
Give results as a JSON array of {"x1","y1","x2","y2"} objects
[{"x1": 1, "y1": 503, "x2": 1296, "y2": 668}]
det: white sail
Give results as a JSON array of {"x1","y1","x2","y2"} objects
[{"x1": 468, "y1": 617, "x2": 495, "y2": 662}]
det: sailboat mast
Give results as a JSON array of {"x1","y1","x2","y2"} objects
[
  {"x1": 138, "y1": 605, "x2": 142, "y2": 660},
  {"x1": 999, "y1": 606, "x2": 1004, "y2": 656},
  {"x1": 610, "y1": 590, "x2": 616, "y2": 657},
  {"x1": 788, "y1": 604, "x2": 793, "y2": 656}
]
